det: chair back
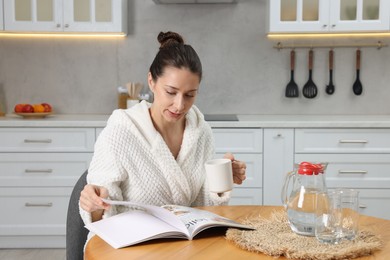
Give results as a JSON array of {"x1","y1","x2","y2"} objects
[{"x1": 66, "y1": 170, "x2": 89, "y2": 260}]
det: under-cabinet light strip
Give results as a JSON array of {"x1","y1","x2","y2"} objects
[
  {"x1": 268, "y1": 32, "x2": 390, "y2": 38},
  {"x1": 0, "y1": 32, "x2": 126, "y2": 38}
]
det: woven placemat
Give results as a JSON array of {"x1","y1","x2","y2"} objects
[{"x1": 226, "y1": 210, "x2": 383, "y2": 260}]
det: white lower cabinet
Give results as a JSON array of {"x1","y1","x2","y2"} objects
[
  {"x1": 212, "y1": 128, "x2": 263, "y2": 206},
  {"x1": 263, "y1": 129, "x2": 294, "y2": 206},
  {"x1": 295, "y1": 128, "x2": 390, "y2": 220},
  {"x1": 356, "y1": 189, "x2": 390, "y2": 220},
  {"x1": 0, "y1": 187, "x2": 73, "y2": 248},
  {"x1": 229, "y1": 188, "x2": 262, "y2": 205},
  {"x1": 3, "y1": 123, "x2": 390, "y2": 248},
  {"x1": 0, "y1": 127, "x2": 94, "y2": 248}
]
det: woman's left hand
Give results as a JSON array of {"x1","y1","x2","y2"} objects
[{"x1": 224, "y1": 152, "x2": 246, "y2": 185}]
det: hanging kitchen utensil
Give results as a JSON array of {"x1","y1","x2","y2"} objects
[
  {"x1": 302, "y1": 49, "x2": 318, "y2": 98},
  {"x1": 352, "y1": 49, "x2": 363, "y2": 95},
  {"x1": 326, "y1": 49, "x2": 335, "y2": 95},
  {"x1": 285, "y1": 50, "x2": 299, "y2": 98}
]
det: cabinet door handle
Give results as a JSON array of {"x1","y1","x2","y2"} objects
[
  {"x1": 338, "y1": 170, "x2": 367, "y2": 174},
  {"x1": 339, "y1": 140, "x2": 368, "y2": 144},
  {"x1": 56, "y1": 23, "x2": 61, "y2": 28},
  {"x1": 24, "y1": 139, "x2": 52, "y2": 143},
  {"x1": 25, "y1": 203, "x2": 53, "y2": 207},
  {"x1": 65, "y1": 24, "x2": 69, "y2": 28},
  {"x1": 359, "y1": 204, "x2": 367, "y2": 209},
  {"x1": 25, "y1": 169, "x2": 53, "y2": 173}
]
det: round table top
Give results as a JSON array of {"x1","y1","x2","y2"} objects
[{"x1": 85, "y1": 205, "x2": 390, "y2": 260}]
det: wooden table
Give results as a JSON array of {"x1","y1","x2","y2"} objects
[{"x1": 85, "y1": 205, "x2": 390, "y2": 260}]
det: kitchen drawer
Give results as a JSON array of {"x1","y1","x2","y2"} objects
[
  {"x1": 96, "y1": 127, "x2": 104, "y2": 139},
  {"x1": 295, "y1": 154, "x2": 390, "y2": 189},
  {"x1": 0, "y1": 187, "x2": 72, "y2": 236},
  {"x1": 229, "y1": 188, "x2": 262, "y2": 205},
  {"x1": 0, "y1": 128, "x2": 95, "y2": 152},
  {"x1": 328, "y1": 188, "x2": 390, "y2": 220},
  {"x1": 212, "y1": 128, "x2": 262, "y2": 153},
  {"x1": 295, "y1": 129, "x2": 390, "y2": 153},
  {"x1": 216, "y1": 153, "x2": 262, "y2": 188},
  {"x1": 0, "y1": 153, "x2": 92, "y2": 187}
]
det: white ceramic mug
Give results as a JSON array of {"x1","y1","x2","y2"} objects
[{"x1": 205, "y1": 158, "x2": 233, "y2": 193}]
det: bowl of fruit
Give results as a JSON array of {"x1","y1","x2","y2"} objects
[{"x1": 14, "y1": 103, "x2": 53, "y2": 118}]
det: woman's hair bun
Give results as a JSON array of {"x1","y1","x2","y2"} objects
[{"x1": 157, "y1": 31, "x2": 184, "y2": 49}]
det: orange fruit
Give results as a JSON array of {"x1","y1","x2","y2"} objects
[{"x1": 33, "y1": 104, "x2": 45, "y2": 113}]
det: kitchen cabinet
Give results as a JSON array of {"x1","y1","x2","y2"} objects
[
  {"x1": 263, "y1": 129, "x2": 294, "y2": 206},
  {"x1": 269, "y1": 0, "x2": 390, "y2": 33},
  {"x1": 295, "y1": 128, "x2": 390, "y2": 220},
  {"x1": 262, "y1": 127, "x2": 390, "y2": 220},
  {"x1": 212, "y1": 128, "x2": 263, "y2": 206},
  {"x1": 153, "y1": 0, "x2": 237, "y2": 3},
  {"x1": 0, "y1": 0, "x2": 3, "y2": 30},
  {"x1": 3, "y1": 0, "x2": 127, "y2": 34},
  {"x1": 2, "y1": 115, "x2": 390, "y2": 248},
  {"x1": 0, "y1": 127, "x2": 94, "y2": 248}
]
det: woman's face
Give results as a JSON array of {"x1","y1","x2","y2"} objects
[{"x1": 148, "y1": 66, "x2": 200, "y2": 123}]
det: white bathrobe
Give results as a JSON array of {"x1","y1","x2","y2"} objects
[{"x1": 80, "y1": 101, "x2": 230, "y2": 226}]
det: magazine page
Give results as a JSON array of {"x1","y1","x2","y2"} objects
[
  {"x1": 161, "y1": 205, "x2": 255, "y2": 239},
  {"x1": 85, "y1": 208, "x2": 187, "y2": 249},
  {"x1": 102, "y1": 199, "x2": 189, "y2": 236}
]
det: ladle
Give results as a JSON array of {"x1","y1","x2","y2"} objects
[
  {"x1": 326, "y1": 50, "x2": 335, "y2": 95},
  {"x1": 352, "y1": 49, "x2": 363, "y2": 95}
]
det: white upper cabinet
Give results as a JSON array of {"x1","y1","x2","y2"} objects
[
  {"x1": 63, "y1": 0, "x2": 127, "y2": 33},
  {"x1": 331, "y1": 0, "x2": 390, "y2": 31},
  {"x1": 3, "y1": 0, "x2": 127, "y2": 34},
  {"x1": 4, "y1": 0, "x2": 62, "y2": 32},
  {"x1": 269, "y1": 0, "x2": 390, "y2": 33},
  {"x1": 0, "y1": 1, "x2": 4, "y2": 30}
]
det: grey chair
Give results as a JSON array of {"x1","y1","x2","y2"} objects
[{"x1": 66, "y1": 170, "x2": 89, "y2": 260}]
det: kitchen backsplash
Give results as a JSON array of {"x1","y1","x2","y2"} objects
[{"x1": 1, "y1": 0, "x2": 390, "y2": 115}]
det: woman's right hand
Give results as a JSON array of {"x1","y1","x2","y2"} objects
[{"x1": 80, "y1": 184, "x2": 110, "y2": 221}]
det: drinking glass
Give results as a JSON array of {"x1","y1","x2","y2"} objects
[
  {"x1": 337, "y1": 188, "x2": 360, "y2": 240},
  {"x1": 315, "y1": 191, "x2": 342, "y2": 244}
]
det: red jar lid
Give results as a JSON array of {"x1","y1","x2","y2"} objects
[{"x1": 298, "y1": 162, "x2": 324, "y2": 175}]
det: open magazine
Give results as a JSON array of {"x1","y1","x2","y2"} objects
[{"x1": 85, "y1": 199, "x2": 254, "y2": 249}]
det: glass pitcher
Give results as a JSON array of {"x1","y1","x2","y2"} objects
[{"x1": 281, "y1": 162, "x2": 328, "y2": 236}]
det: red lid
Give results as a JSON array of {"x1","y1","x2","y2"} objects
[{"x1": 297, "y1": 162, "x2": 324, "y2": 175}]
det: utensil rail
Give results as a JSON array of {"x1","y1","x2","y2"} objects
[{"x1": 273, "y1": 41, "x2": 387, "y2": 50}]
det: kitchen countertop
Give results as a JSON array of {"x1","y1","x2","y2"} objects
[{"x1": 1, "y1": 114, "x2": 390, "y2": 128}]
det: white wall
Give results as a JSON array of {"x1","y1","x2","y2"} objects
[{"x1": 1, "y1": 0, "x2": 389, "y2": 115}]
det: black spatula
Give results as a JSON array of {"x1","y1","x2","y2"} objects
[
  {"x1": 302, "y1": 49, "x2": 318, "y2": 99},
  {"x1": 285, "y1": 50, "x2": 299, "y2": 98}
]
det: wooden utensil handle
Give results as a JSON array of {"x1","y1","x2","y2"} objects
[
  {"x1": 329, "y1": 50, "x2": 333, "y2": 70},
  {"x1": 356, "y1": 49, "x2": 361, "y2": 70},
  {"x1": 309, "y1": 50, "x2": 313, "y2": 70},
  {"x1": 290, "y1": 50, "x2": 295, "y2": 70}
]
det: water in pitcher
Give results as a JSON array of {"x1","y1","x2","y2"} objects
[{"x1": 287, "y1": 188, "x2": 319, "y2": 236}]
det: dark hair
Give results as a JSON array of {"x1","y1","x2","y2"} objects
[{"x1": 149, "y1": 31, "x2": 202, "y2": 82}]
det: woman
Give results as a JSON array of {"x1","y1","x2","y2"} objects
[{"x1": 79, "y1": 31, "x2": 246, "y2": 226}]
